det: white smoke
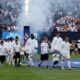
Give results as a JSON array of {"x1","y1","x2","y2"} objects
[
  {"x1": 17, "y1": 0, "x2": 78, "y2": 32},
  {"x1": 17, "y1": 0, "x2": 51, "y2": 32}
]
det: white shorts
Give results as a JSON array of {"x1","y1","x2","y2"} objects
[
  {"x1": 28, "y1": 53, "x2": 34, "y2": 59},
  {"x1": 62, "y1": 53, "x2": 70, "y2": 60},
  {"x1": 20, "y1": 51, "x2": 24, "y2": 55}
]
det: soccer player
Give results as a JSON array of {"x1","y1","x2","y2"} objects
[
  {"x1": 38, "y1": 37, "x2": 49, "y2": 68},
  {"x1": 13, "y1": 36, "x2": 21, "y2": 67},
  {"x1": 0, "y1": 40, "x2": 6, "y2": 65},
  {"x1": 4, "y1": 39, "x2": 9, "y2": 64},
  {"x1": 25, "y1": 34, "x2": 38, "y2": 67},
  {"x1": 52, "y1": 51, "x2": 60, "y2": 68},
  {"x1": 51, "y1": 32, "x2": 63, "y2": 53},
  {"x1": 61, "y1": 36, "x2": 71, "y2": 70},
  {"x1": 6, "y1": 37, "x2": 14, "y2": 65},
  {"x1": 51, "y1": 32, "x2": 63, "y2": 67}
]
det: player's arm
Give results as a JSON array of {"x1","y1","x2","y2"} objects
[
  {"x1": 35, "y1": 40, "x2": 38, "y2": 49},
  {"x1": 51, "y1": 38, "x2": 56, "y2": 52},
  {"x1": 41, "y1": 43, "x2": 44, "y2": 54},
  {"x1": 60, "y1": 42, "x2": 64, "y2": 55}
]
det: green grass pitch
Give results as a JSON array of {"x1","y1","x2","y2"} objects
[{"x1": 0, "y1": 55, "x2": 80, "y2": 80}]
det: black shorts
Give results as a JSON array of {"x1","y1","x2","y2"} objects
[
  {"x1": 78, "y1": 48, "x2": 80, "y2": 54},
  {"x1": 54, "y1": 61, "x2": 59, "y2": 65},
  {"x1": 14, "y1": 52, "x2": 20, "y2": 59},
  {"x1": 41, "y1": 54, "x2": 49, "y2": 61},
  {"x1": 0, "y1": 55, "x2": 6, "y2": 64},
  {"x1": 70, "y1": 49, "x2": 74, "y2": 53}
]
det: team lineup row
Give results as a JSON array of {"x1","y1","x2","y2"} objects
[{"x1": 0, "y1": 33, "x2": 71, "y2": 70}]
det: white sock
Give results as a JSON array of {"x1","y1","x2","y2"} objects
[
  {"x1": 68, "y1": 60, "x2": 71, "y2": 68},
  {"x1": 61, "y1": 60, "x2": 64, "y2": 69},
  {"x1": 0, "y1": 62, "x2": 1, "y2": 64},
  {"x1": 31, "y1": 58, "x2": 34, "y2": 66},
  {"x1": 12, "y1": 59, "x2": 14, "y2": 66},
  {"x1": 29, "y1": 58, "x2": 33, "y2": 66}
]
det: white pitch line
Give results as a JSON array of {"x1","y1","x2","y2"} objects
[{"x1": 72, "y1": 62, "x2": 80, "y2": 64}]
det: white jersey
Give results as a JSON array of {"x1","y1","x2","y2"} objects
[
  {"x1": 12, "y1": 40, "x2": 20, "y2": 46},
  {"x1": 4, "y1": 41, "x2": 9, "y2": 53},
  {"x1": 51, "y1": 36, "x2": 63, "y2": 52},
  {"x1": 41, "y1": 42, "x2": 49, "y2": 54},
  {"x1": 6, "y1": 41, "x2": 14, "y2": 54},
  {"x1": 52, "y1": 54, "x2": 60, "y2": 62},
  {"x1": 20, "y1": 46, "x2": 25, "y2": 55},
  {"x1": 0, "y1": 44, "x2": 6, "y2": 55},
  {"x1": 25, "y1": 38, "x2": 38, "y2": 54},
  {"x1": 4, "y1": 41, "x2": 8, "y2": 49},
  {"x1": 13, "y1": 43, "x2": 21, "y2": 52},
  {"x1": 33, "y1": 39, "x2": 38, "y2": 53},
  {"x1": 62, "y1": 41, "x2": 70, "y2": 54},
  {"x1": 61, "y1": 41, "x2": 70, "y2": 59}
]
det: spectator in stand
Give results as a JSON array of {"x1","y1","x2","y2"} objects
[
  {"x1": 0, "y1": 40, "x2": 6, "y2": 65},
  {"x1": 77, "y1": 41, "x2": 80, "y2": 54},
  {"x1": 70, "y1": 26, "x2": 75, "y2": 32},
  {"x1": 74, "y1": 43, "x2": 78, "y2": 54},
  {"x1": 64, "y1": 25, "x2": 69, "y2": 32},
  {"x1": 70, "y1": 41, "x2": 75, "y2": 55}
]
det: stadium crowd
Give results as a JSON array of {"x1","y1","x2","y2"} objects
[
  {"x1": 0, "y1": 0, "x2": 22, "y2": 31},
  {"x1": 50, "y1": 0, "x2": 80, "y2": 32},
  {"x1": 55, "y1": 16, "x2": 80, "y2": 32}
]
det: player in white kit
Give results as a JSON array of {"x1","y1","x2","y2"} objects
[
  {"x1": 61, "y1": 36, "x2": 71, "y2": 70},
  {"x1": 5, "y1": 38, "x2": 14, "y2": 66},
  {"x1": 25, "y1": 34, "x2": 38, "y2": 67},
  {"x1": 52, "y1": 51, "x2": 60, "y2": 68},
  {"x1": 13, "y1": 36, "x2": 21, "y2": 67},
  {"x1": 51, "y1": 32, "x2": 63, "y2": 53},
  {"x1": 0, "y1": 40, "x2": 6, "y2": 65},
  {"x1": 38, "y1": 37, "x2": 49, "y2": 68},
  {"x1": 51, "y1": 32, "x2": 63, "y2": 67}
]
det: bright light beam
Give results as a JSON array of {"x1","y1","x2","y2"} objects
[{"x1": 25, "y1": 0, "x2": 30, "y2": 15}]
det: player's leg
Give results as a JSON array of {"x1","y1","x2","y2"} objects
[
  {"x1": 30, "y1": 57, "x2": 34, "y2": 66},
  {"x1": 14, "y1": 53, "x2": 17, "y2": 67},
  {"x1": 0, "y1": 56, "x2": 1, "y2": 64},
  {"x1": 30, "y1": 53, "x2": 34, "y2": 66},
  {"x1": 11, "y1": 55, "x2": 14, "y2": 66},
  {"x1": 61, "y1": 60, "x2": 65, "y2": 70},
  {"x1": 24, "y1": 53, "x2": 28, "y2": 60},
  {"x1": 17, "y1": 52, "x2": 20, "y2": 67},
  {"x1": 1, "y1": 56, "x2": 6, "y2": 65},
  {"x1": 6, "y1": 53, "x2": 9, "y2": 64},
  {"x1": 27, "y1": 54, "x2": 31, "y2": 67},
  {"x1": 17, "y1": 58, "x2": 20, "y2": 67},
  {"x1": 28, "y1": 54, "x2": 34, "y2": 67},
  {"x1": 61, "y1": 54, "x2": 65, "y2": 70},
  {"x1": 57, "y1": 51, "x2": 61, "y2": 67},
  {"x1": 12, "y1": 54, "x2": 15, "y2": 66},
  {"x1": 38, "y1": 61, "x2": 42, "y2": 67},
  {"x1": 45, "y1": 60, "x2": 48, "y2": 68},
  {"x1": 0, "y1": 56, "x2": 3, "y2": 64},
  {"x1": 45, "y1": 54, "x2": 49, "y2": 68},
  {"x1": 38, "y1": 54, "x2": 44, "y2": 67},
  {"x1": 53, "y1": 61, "x2": 59, "y2": 68},
  {"x1": 67, "y1": 58, "x2": 71, "y2": 69},
  {"x1": 6, "y1": 53, "x2": 8, "y2": 64},
  {"x1": 16, "y1": 53, "x2": 18, "y2": 67},
  {"x1": 8, "y1": 54, "x2": 11, "y2": 65},
  {"x1": 67, "y1": 54, "x2": 71, "y2": 69}
]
